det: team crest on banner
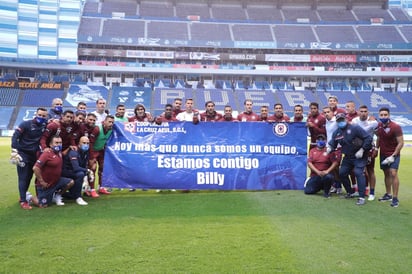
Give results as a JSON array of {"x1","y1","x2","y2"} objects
[
  {"x1": 124, "y1": 122, "x2": 136, "y2": 133},
  {"x1": 272, "y1": 122, "x2": 289, "y2": 137}
]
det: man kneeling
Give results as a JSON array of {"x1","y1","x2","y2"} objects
[{"x1": 305, "y1": 134, "x2": 340, "y2": 198}]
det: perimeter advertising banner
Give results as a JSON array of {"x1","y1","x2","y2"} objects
[{"x1": 102, "y1": 121, "x2": 308, "y2": 190}]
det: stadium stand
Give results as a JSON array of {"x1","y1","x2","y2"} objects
[{"x1": 1, "y1": 0, "x2": 412, "y2": 136}]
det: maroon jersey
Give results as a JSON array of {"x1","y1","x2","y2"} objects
[
  {"x1": 34, "y1": 150, "x2": 63, "y2": 187},
  {"x1": 200, "y1": 111, "x2": 223, "y2": 122},
  {"x1": 376, "y1": 121, "x2": 403, "y2": 157},
  {"x1": 268, "y1": 114, "x2": 290, "y2": 122},
  {"x1": 307, "y1": 113, "x2": 326, "y2": 144},
  {"x1": 128, "y1": 114, "x2": 153, "y2": 122},
  {"x1": 156, "y1": 115, "x2": 178, "y2": 123},
  {"x1": 237, "y1": 111, "x2": 259, "y2": 122},
  {"x1": 346, "y1": 112, "x2": 358, "y2": 122},
  {"x1": 40, "y1": 121, "x2": 75, "y2": 150},
  {"x1": 308, "y1": 147, "x2": 339, "y2": 177}
]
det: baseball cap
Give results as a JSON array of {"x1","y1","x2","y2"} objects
[{"x1": 335, "y1": 113, "x2": 346, "y2": 120}]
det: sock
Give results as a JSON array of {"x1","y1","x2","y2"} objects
[{"x1": 370, "y1": 188, "x2": 375, "y2": 195}]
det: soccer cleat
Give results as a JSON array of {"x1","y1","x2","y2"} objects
[
  {"x1": 98, "y1": 187, "x2": 111, "y2": 195},
  {"x1": 378, "y1": 193, "x2": 392, "y2": 202},
  {"x1": 329, "y1": 186, "x2": 337, "y2": 194},
  {"x1": 76, "y1": 197, "x2": 88, "y2": 206},
  {"x1": 390, "y1": 198, "x2": 399, "y2": 208},
  {"x1": 352, "y1": 191, "x2": 359, "y2": 197},
  {"x1": 20, "y1": 201, "x2": 32, "y2": 210},
  {"x1": 90, "y1": 189, "x2": 99, "y2": 198},
  {"x1": 53, "y1": 193, "x2": 65, "y2": 206},
  {"x1": 368, "y1": 194, "x2": 375, "y2": 201},
  {"x1": 356, "y1": 197, "x2": 366, "y2": 206}
]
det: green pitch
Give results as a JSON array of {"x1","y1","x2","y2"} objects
[{"x1": 0, "y1": 137, "x2": 411, "y2": 273}]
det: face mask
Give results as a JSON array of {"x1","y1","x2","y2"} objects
[
  {"x1": 52, "y1": 145, "x2": 62, "y2": 152},
  {"x1": 316, "y1": 140, "x2": 326, "y2": 148},
  {"x1": 380, "y1": 118, "x2": 390, "y2": 124},
  {"x1": 337, "y1": 121, "x2": 347, "y2": 129},
  {"x1": 35, "y1": 116, "x2": 47, "y2": 124},
  {"x1": 54, "y1": 106, "x2": 63, "y2": 113},
  {"x1": 224, "y1": 114, "x2": 232, "y2": 121},
  {"x1": 165, "y1": 112, "x2": 172, "y2": 119},
  {"x1": 80, "y1": 144, "x2": 89, "y2": 151}
]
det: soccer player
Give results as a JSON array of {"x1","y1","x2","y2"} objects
[
  {"x1": 176, "y1": 98, "x2": 199, "y2": 124},
  {"x1": 351, "y1": 105, "x2": 378, "y2": 200},
  {"x1": 61, "y1": 136, "x2": 90, "y2": 206},
  {"x1": 375, "y1": 107, "x2": 404, "y2": 207},
  {"x1": 32, "y1": 135, "x2": 74, "y2": 208},
  {"x1": 200, "y1": 101, "x2": 223, "y2": 121},
  {"x1": 47, "y1": 98, "x2": 64, "y2": 121},
  {"x1": 305, "y1": 134, "x2": 340, "y2": 198},
  {"x1": 268, "y1": 103, "x2": 290, "y2": 122},
  {"x1": 40, "y1": 110, "x2": 76, "y2": 153},
  {"x1": 88, "y1": 115, "x2": 115, "y2": 197},
  {"x1": 11, "y1": 107, "x2": 48, "y2": 210},
  {"x1": 92, "y1": 98, "x2": 107, "y2": 124},
  {"x1": 156, "y1": 104, "x2": 178, "y2": 123},
  {"x1": 258, "y1": 105, "x2": 269, "y2": 121},
  {"x1": 306, "y1": 102, "x2": 326, "y2": 150},
  {"x1": 128, "y1": 104, "x2": 155, "y2": 122},
  {"x1": 114, "y1": 104, "x2": 128, "y2": 122},
  {"x1": 237, "y1": 99, "x2": 259, "y2": 121},
  {"x1": 291, "y1": 104, "x2": 306, "y2": 122},
  {"x1": 219, "y1": 105, "x2": 237, "y2": 122}
]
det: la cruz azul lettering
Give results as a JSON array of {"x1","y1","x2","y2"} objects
[{"x1": 103, "y1": 122, "x2": 307, "y2": 190}]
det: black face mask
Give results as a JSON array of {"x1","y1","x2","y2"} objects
[{"x1": 165, "y1": 112, "x2": 172, "y2": 119}]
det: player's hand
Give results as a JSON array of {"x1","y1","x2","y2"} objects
[
  {"x1": 355, "y1": 148, "x2": 364, "y2": 159},
  {"x1": 10, "y1": 149, "x2": 23, "y2": 166},
  {"x1": 381, "y1": 155, "x2": 395, "y2": 165}
]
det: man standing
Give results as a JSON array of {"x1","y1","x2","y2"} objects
[
  {"x1": 219, "y1": 105, "x2": 237, "y2": 122},
  {"x1": 200, "y1": 101, "x2": 223, "y2": 122},
  {"x1": 92, "y1": 98, "x2": 107, "y2": 124},
  {"x1": 328, "y1": 113, "x2": 372, "y2": 205},
  {"x1": 11, "y1": 107, "x2": 48, "y2": 210},
  {"x1": 156, "y1": 104, "x2": 178, "y2": 123},
  {"x1": 306, "y1": 102, "x2": 326, "y2": 150},
  {"x1": 32, "y1": 136, "x2": 74, "y2": 208},
  {"x1": 47, "y1": 98, "x2": 64, "y2": 121},
  {"x1": 88, "y1": 115, "x2": 115, "y2": 197},
  {"x1": 268, "y1": 103, "x2": 290, "y2": 122},
  {"x1": 40, "y1": 110, "x2": 76, "y2": 153},
  {"x1": 176, "y1": 98, "x2": 199, "y2": 124},
  {"x1": 291, "y1": 104, "x2": 306, "y2": 122},
  {"x1": 375, "y1": 107, "x2": 404, "y2": 207},
  {"x1": 128, "y1": 104, "x2": 155, "y2": 122},
  {"x1": 258, "y1": 105, "x2": 269, "y2": 121},
  {"x1": 352, "y1": 105, "x2": 379, "y2": 200},
  {"x1": 114, "y1": 104, "x2": 128, "y2": 122}
]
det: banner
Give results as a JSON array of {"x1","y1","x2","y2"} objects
[{"x1": 103, "y1": 121, "x2": 307, "y2": 190}]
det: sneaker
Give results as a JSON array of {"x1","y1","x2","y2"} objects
[
  {"x1": 90, "y1": 189, "x2": 99, "y2": 198},
  {"x1": 76, "y1": 197, "x2": 88, "y2": 206},
  {"x1": 323, "y1": 193, "x2": 331, "y2": 198},
  {"x1": 352, "y1": 191, "x2": 359, "y2": 197},
  {"x1": 129, "y1": 188, "x2": 136, "y2": 192},
  {"x1": 20, "y1": 201, "x2": 32, "y2": 210},
  {"x1": 356, "y1": 197, "x2": 366, "y2": 206},
  {"x1": 84, "y1": 190, "x2": 91, "y2": 197},
  {"x1": 329, "y1": 186, "x2": 337, "y2": 194},
  {"x1": 98, "y1": 187, "x2": 111, "y2": 195},
  {"x1": 156, "y1": 189, "x2": 162, "y2": 193},
  {"x1": 368, "y1": 194, "x2": 375, "y2": 201},
  {"x1": 336, "y1": 188, "x2": 343, "y2": 195},
  {"x1": 378, "y1": 193, "x2": 392, "y2": 202},
  {"x1": 53, "y1": 193, "x2": 65, "y2": 206},
  {"x1": 390, "y1": 198, "x2": 399, "y2": 208}
]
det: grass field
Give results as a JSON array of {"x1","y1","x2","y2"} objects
[{"x1": 0, "y1": 137, "x2": 411, "y2": 273}]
